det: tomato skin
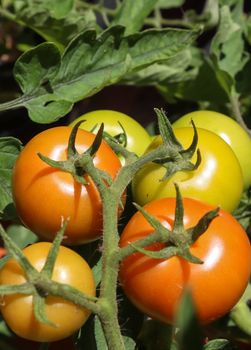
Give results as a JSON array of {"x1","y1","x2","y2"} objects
[
  {"x1": 12, "y1": 126, "x2": 123, "y2": 245},
  {"x1": 0, "y1": 242, "x2": 96, "y2": 342},
  {"x1": 119, "y1": 198, "x2": 251, "y2": 325},
  {"x1": 173, "y1": 110, "x2": 251, "y2": 189},
  {"x1": 0, "y1": 246, "x2": 6, "y2": 258},
  {"x1": 69, "y1": 110, "x2": 152, "y2": 157},
  {"x1": 132, "y1": 127, "x2": 243, "y2": 212}
]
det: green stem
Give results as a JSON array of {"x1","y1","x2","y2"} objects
[
  {"x1": 0, "y1": 96, "x2": 25, "y2": 113},
  {"x1": 98, "y1": 189, "x2": 125, "y2": 349},
  {"x1": 230, "y1": 91, "x2": 251, "y2": 137}
]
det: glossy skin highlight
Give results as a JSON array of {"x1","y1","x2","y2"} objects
[
  {"x1": 173, "y1": 110, "x2": 251, "y2": 189},
  {"x1": 0, "y1": 242, "x2": 96, "y2": 342},
  {"x1": 119, "y1": 198, "x2": 251, "y2": 324},
  {"x1": 12, "y1": 126, "x2": 122, "y2": 245},
  {"x1": 132, "y1": 128, "x2": 243, "y2": 212}
]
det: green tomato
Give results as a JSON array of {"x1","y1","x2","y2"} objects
[
  {"x1": 132, "y1": 127, "x2": 244, "y2": 213},
  {"x1": 69, "y1": 110, "x2": 152, "y2": 157},
  {"x1": 173, "y1": 110, "x2": 251, "y2": 189}
]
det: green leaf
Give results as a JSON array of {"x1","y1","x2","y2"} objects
[
  {"x1": 14, "y1": 42, "x2": 61, "y2": 94},
  {"x1": 175, "y1": 289, "x2": 204, "y2": 350},
  {"x1": 0, "y1": 137, "x2": 22, "y2": 220},
  {"x1": 123, "y1": 335, "x2": 136, "y2": 350},
  {"x1": 121, "y1": 47, "x2": 196, "y2": 86},
  {"x1": 41, "y1": 0, "x2": 74, "y2": 19},
  {"x1": 210, "y1": 4, "x2": 248, "y2": 95},
  {"x1": 13, "y1": 42, "x2": 73, "y2": 123},
  {"x1": 6, "y1": 224, "x2": 38, "y2": 249},
  {"x1": 112, "y1": 0, "x2": 159, "y2": 35},
  {"x1": 157, "y1": 0, "x2": 185, "y2": 8},
  {"x1": 6, "y1": 25, "x2": 198, "y2": 123},
  {"x1": 204, "y1": 339, "x2": 232, "y2": 350},
  {"x1": 6, "y1": 0, "x2": 97, "y2": 49},
  {"x1": 92, "y1": 257, "x2": 102, "y2": 287}
]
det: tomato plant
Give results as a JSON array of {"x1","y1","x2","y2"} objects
[
  {"x1": 69, "y1": 109, "x2": 152, "y2": 157},
  {"x1": 0, "y1": 242, "x2": 96, "y2": 342},
  {"x1": 119, "y1": 197, "x2": 251, "y2": 325},
  {"x1": 12, "y1": 126, "x2": 123, "y2": 245},
  {"x1": 173, "y1": 110, "x2": 251, "y2": 189},
  {"x1": 132, "y1": 127, "x2": 244, "y2": 212}
]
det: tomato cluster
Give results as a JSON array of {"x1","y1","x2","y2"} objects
[{"x1": 0, "y1": 109, "x2": 250, "y2": 346}]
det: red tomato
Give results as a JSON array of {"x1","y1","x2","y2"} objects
[
  {"x1": 119, "y1": 198, "x2": 251, "y2": 324},
  {"x1": 12, "y1": 126, "x2": 123, "y2": 245}
]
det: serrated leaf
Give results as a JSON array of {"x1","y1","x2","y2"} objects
[
  {"x1": 112, "y1": 0, "x2": 159, "y2": 35},
  {"x1": 0, "y1": 137, "x2": 22, "y2": 220},
  {"x1": 7, "y1": 0, "x2": 97, "y2": 49},
  {"x1": 7, "y1": 25, "x2": 198, "y2": 123},
  {"x1": 210, "y1": 4, "x2": 248, "y2": 95},
  {"x1": 14, "y1": 42, "x2": 61, "y2": 94}
]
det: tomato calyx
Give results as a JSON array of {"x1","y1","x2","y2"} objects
[
  {"x1": 120, "y1": 184, "x2": 219, "y2": 264},
  {"x1": 153, "y1": 108, "x2": 201, "y2": 180},
  {"x1": 0, "y1": 221, "x2": 99, "y2": 327},
  {"x1": 38, "y1": 122, "x2": 112, "y2": 186}
]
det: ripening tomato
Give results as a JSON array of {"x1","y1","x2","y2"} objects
[
  {"x1": 173, "y1": 110, "x2": 251, "y2": 189},
  {"x1": 12, "y1": 126, "x2": 123, "y2": 245},
  {"x1": 0, "y1": 242, "x2": 96, "y2": 342},
  {"x1": 0, "y1": 246, "x2": 6, "y2": 258},
  {"x1": 119, "y1": 197, "x2": 251, "y2": 324},
  {"x1": 132, "y1": 127, "x2": 243, "y2": 212},
  {"x1": 69, "y1": 110, "x2": 152, "y2": 157}
]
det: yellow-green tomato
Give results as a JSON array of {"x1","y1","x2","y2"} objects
[
  {"x1": 132, "y1": 127, "x2": 244, "y2": 212},
  {"x1": 173, "y1": 110, "x2": 251, "y2": 189},
  {"x1": 0, "y1": 242, "x2": 96, "y2": 342},
  {"x1": 69, "y1": 110, "x2": 152, "y2": 157}
]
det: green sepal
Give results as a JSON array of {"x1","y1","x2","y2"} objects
[
  {"x1": 188, "y1": 207, "x2": 220, "y2": 243},
  {"x1": 153, "y1": 108, "x2": 201, "y2": 181},
  {"x1": 130, "y1": 243, "x2": 178, "y2": 260},
  {"x1": 33, "y1": 292, "x2": 56, "y2": 327},
  {"x1": 133, "y1": 202, "x2": 171, "y2": 240},
  {"x1": 0, "y1": 283, "x2": 34, "y2": 295},
  {"x1": 41, "y1": 219, "x2": 68, "y2": 279}
]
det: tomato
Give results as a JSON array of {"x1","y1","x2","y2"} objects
[
  {"x1": 0, "y1": 246, "x2": 6, "y2": 258},
  {"x1": 0, "y1": 242, "x2": 96, "y2": 342},
  {"x1": 172, "y1": 110, "x2": 251, "y2": 189},
  {"x1": 12, "y1": 126, "x2": 123, "y2": 245},
  {"x1": 119, "y1": 197, "x2": 251, "y2": 324},
  {"x1": 69, "y1": 110, "x2": 152, "y2": 157},
  {"x1": 132, "y1": 127, "x2": 243, "y2": 212}
]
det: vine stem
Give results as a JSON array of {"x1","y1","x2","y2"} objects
[{"x1": 230, "y1": 91, "x2": 251, "y2": 137}]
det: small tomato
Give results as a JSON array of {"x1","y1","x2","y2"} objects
[
  {"x1": 0, "y1": 242, "x2": 96, "y2": 342},
  {"x1": 119, "y1": 197, "x2": 251, "y2": 324}
]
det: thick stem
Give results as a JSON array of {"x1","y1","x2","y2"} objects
[{"x1": 98, "y1": 189, "x2": 125, "y2": 349}]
